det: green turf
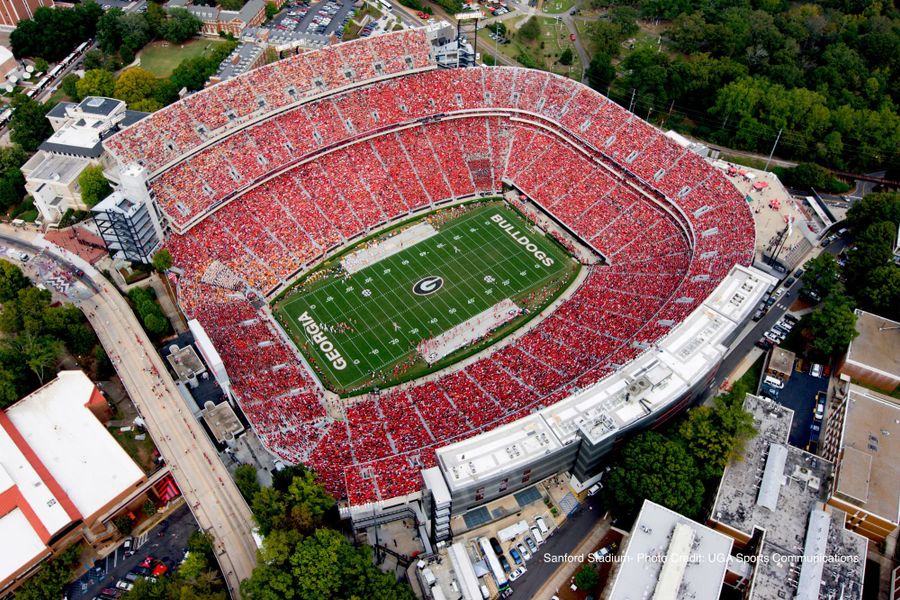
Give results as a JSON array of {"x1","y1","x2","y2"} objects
[
  {"x1": 274, "y1": 201, "x2": 579, "y2": 395},
  {"x1": 137, "y1": 39, "x2": 227, "y2": 78}
]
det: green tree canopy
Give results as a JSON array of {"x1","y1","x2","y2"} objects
[
  {"x1": 9, "y1": 96, "x2": 52, "y2": 152},
  {"x1": 235, "y1": 464, "x2": 261, "y2": 503},
  {"x1": 152, "y1": 248, "x2": 173, "y2": 272},
  {"x1": 0, "y1": 259, "x2": 31, "y2": 302},
  {"x1": 115, "y1": 67, "x2": 158, "y2": 105},
  {"x1": 518, "y1": 17, "x2": 541, "y2": 42},
  {"x1": 160, "y1": 8, "x2": 202, "y2": 43},
  {"x1": 79, "y1": 165, "x2": 113, "y2": 207},
  {"x1": 805, "y1": 294, "x2": 859, "y2": 357},
  {"x1": 678, "y1": 393, "x2": 757, "y2": 481},
  {"x1": 77, "y1": 69, "x2": 117, "y2": 99},
  {"x1": 10, "y1": 1, "x2": 103, "y2": 61},
  {"x1": 604, "y1": 431, "x2": 705, "y2": 520},
  {"x1": 801, "y1": 252, "x2": 842, "y2": 299},
  {"x1": 241, "y1": 528, "x2": 416, "y2": 600},
  {"x1": 574, "y1": 564, "x2": 600, "y2": 591},
  {"x1": 14, "y1": 545, "x2": 80, "y2": 600}
]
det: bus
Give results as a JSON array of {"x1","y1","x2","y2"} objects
[{"x1": 477, "y1": 537, "x2": 508, "y2": 591}]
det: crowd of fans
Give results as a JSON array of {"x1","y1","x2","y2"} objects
[{"x1": 114, "y1": 34, "x2": 757, "y2": 504}]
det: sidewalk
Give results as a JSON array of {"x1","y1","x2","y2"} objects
[{"x1": 533, "y1": 518, "x2": 611, "y2": 599}]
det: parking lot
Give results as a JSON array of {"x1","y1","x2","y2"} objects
[
  {"x1": 759, "y1": 365, "x2": 828, "y2": 450},
  {"x1": 264, "y1": 0, "x2": 356, "y2": 45},
  {"x1": 67, "y1": 503, "x2": 199, "y2": 600}
]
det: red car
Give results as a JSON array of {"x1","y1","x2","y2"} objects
[
  {"x1": 138, "y1": 556, "x2": 155, "y2": 569},
  {"x1": 151, "y1": 563, "x2": 168, "y2": 577}
]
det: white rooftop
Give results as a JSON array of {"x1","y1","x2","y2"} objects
[
  {"x1": 435, "y1": 265, "x2": 776, "y2": 488},
  {"x1": 608, "y1": 500, "x2": 733, "y2": 600},
  {"x1": 0, "y1": 509, "x2": 48, "y2": 584},
  {"x1": 5, "y1": 370, "x2": 144, "y2": 520}
]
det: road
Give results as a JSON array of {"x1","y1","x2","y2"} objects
[
  {"x1": 709, "y1": 237, "x2": 850, "y2": 396},
  {"x1": 0, "y1": 228, "x2": 257, "y2": 599},
  {"x1": 508, "y1": 496, "x2": 606, "y2": 598},
  {"x1": 68, "y1": 503, "x2": 199, "y2": 600}
]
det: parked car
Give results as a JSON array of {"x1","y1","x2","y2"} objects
[
  {"x1": 810, "y1": 363, "x2": 823, "y2": 378},
  {"x1": 516, "y1": 543, "x2": 530, "y2": 561},
  {"x1": 525, "y1": 536, "x2": 537, "y2": 553},
  {"x1": 489, "y1": 537, "x2": 503, "y2": 556},
  {"x1": 114, "y1": 580, "x2": 133, "y2": 591},
  {"x1": 509, "y1": 547, "x2": 523, "y2": 565},
  {"x1": 509, "y1": 566, "x2": 527, "y2": 581},
  {"x1": 498, "y1": 554, "x2": 512, "y2": 573},
  {"x1": 764, "y1": 376, "x2": 784, "y2": 389},
  {"x1": 756, "y1": 337, "x2": 774, "y2": 350}
]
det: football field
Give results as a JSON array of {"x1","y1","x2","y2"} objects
[{"x1": 274, "y1": 201, "x2": 578, "y2": 395}]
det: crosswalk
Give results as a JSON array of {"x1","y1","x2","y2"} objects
[{"x1": 134, "y1": 532, "x2": 150, "y2": 550}]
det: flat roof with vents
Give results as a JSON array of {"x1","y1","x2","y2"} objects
[
  {"x1": 608, "y1": 500, "x2": 733, "y2": 600},
  {"x1": 833, "y1": 386, "x2": 900, "y2": 524}
]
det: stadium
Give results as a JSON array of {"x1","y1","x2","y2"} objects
[{"x1": 102, "y1": 27, "x2": 775, "y2": 531}]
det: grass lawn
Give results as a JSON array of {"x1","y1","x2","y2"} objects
[
  {"x1": 137, "y1": 39, "x2": 228, "y2": 78},
  {"x1": 542, "y1": 0, "x2": 575, "y2": 14},
  {"x1": 110, "y1": 427, "x2": 159, "y2": 473},
  {"x1": 482, "y1": 17, "x2": 584, "y2": 79},
  {"x1": 274, "y1": 200, "x2": 579, "y2": 395}
]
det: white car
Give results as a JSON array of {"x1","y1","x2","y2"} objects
[
  {"x1": 517, "y1": 543, "x2": 530, "y2": 561},
  {"x1": 509, "y1": 566, "x2": 527, "y2": 581}
]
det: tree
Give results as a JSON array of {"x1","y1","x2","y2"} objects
[
  {"x1": 97, "y1": 7, "x2": 126, "y2": 54},
  {"x1": 604, "y1": 431, "x2": 704, "y2": 520},
  {"x1": 76, "y1": 69, "x2": 117, "y2": 99},
  {"x1": 559, "y1": 48, "x2": 574, "y2": 66},
  {"x1": 0, "y1": 260, "x2": 30, "y2": 303},
  {"x1": 845, "y1": 221, "x2": 896, "y2": 290},
  {"x1": 120, "y1": 12, "x2": 153, "y2": 53},
  {"x1": 12, "y1": 332, "x2": 64, "y2": 384},
  {"x1": 143, "y1": 499, "x2": 158, "y2": 517},
  {"x1": 801, "y1": 252, "x2": 841, "y2": 299},
  {"x1": 14, "y1": 545, "x2": 79, "y2": 600},
  {"x1": 774, "y1": 162, "x2": 847, "y2": 193},
  {"x1": 9, "y1": 95, "x2": 52, "y2": 152},
  {"x1": 241, "y1": 528, "x2": 416, "y2": 600},
  {"x1": 160, "y1": 8, "x2": 202, "y2": 43},
  {"x1": 678, "y1": 394, "x2": 756, "y2": 481},
  {"x1": 152, "y1": 248, "x2": 173, "y2": 272},
  {"x1": 62, "y1": 73, "x2": 81, "y2": 100},
  {"x1": 574, "y1": 564, "x2": 599, "y2": 590},
  {"x1": 586, "y1": 53, "x2": 616, "y2": 92},
  {"x1": 83, "y1": 49, "x2": 106, "y2": 71},
  {"x1": 79, "y1": 165, "x2": 113, "y2": 207},
  {"x1": 235, "y1": 464, "x2": 261, "y2": 503},
  {"x1": 857, "y1": 264, "x2": 900, "y2": 320},
  {"x1": 805, "y1": 294, "x2": 858, "y2": 357},
  {"x1": 10, "y1": 1, "x2": 103, "y2": 61},
  {"x1": 114, "y1": 515, "x2": 135, "y2": 535},
  {"x1": 518, "y1": 17, "x2": 541, "y2": 42},
  {"x1": 115, "y1": 67, "x2": 158, "y2": 105},
  {"x1": 846, "y1": 192, "x2": 900, "y2": 232}
]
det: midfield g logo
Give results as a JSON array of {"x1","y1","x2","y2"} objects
[{"x1": 413, "y1": 276, "x2": 444, "y2": 296}]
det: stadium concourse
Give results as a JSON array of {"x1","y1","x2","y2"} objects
[{"x1": 104, "y1": 28, "x2": 757, "y2": 509}]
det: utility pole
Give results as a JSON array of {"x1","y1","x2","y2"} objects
[
  {"x1": 628, "y1": 89, "x2": 636, "y2": 113},
  {"x1": 764, "y1": 127, "x2": 783, "y2": 172}
]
